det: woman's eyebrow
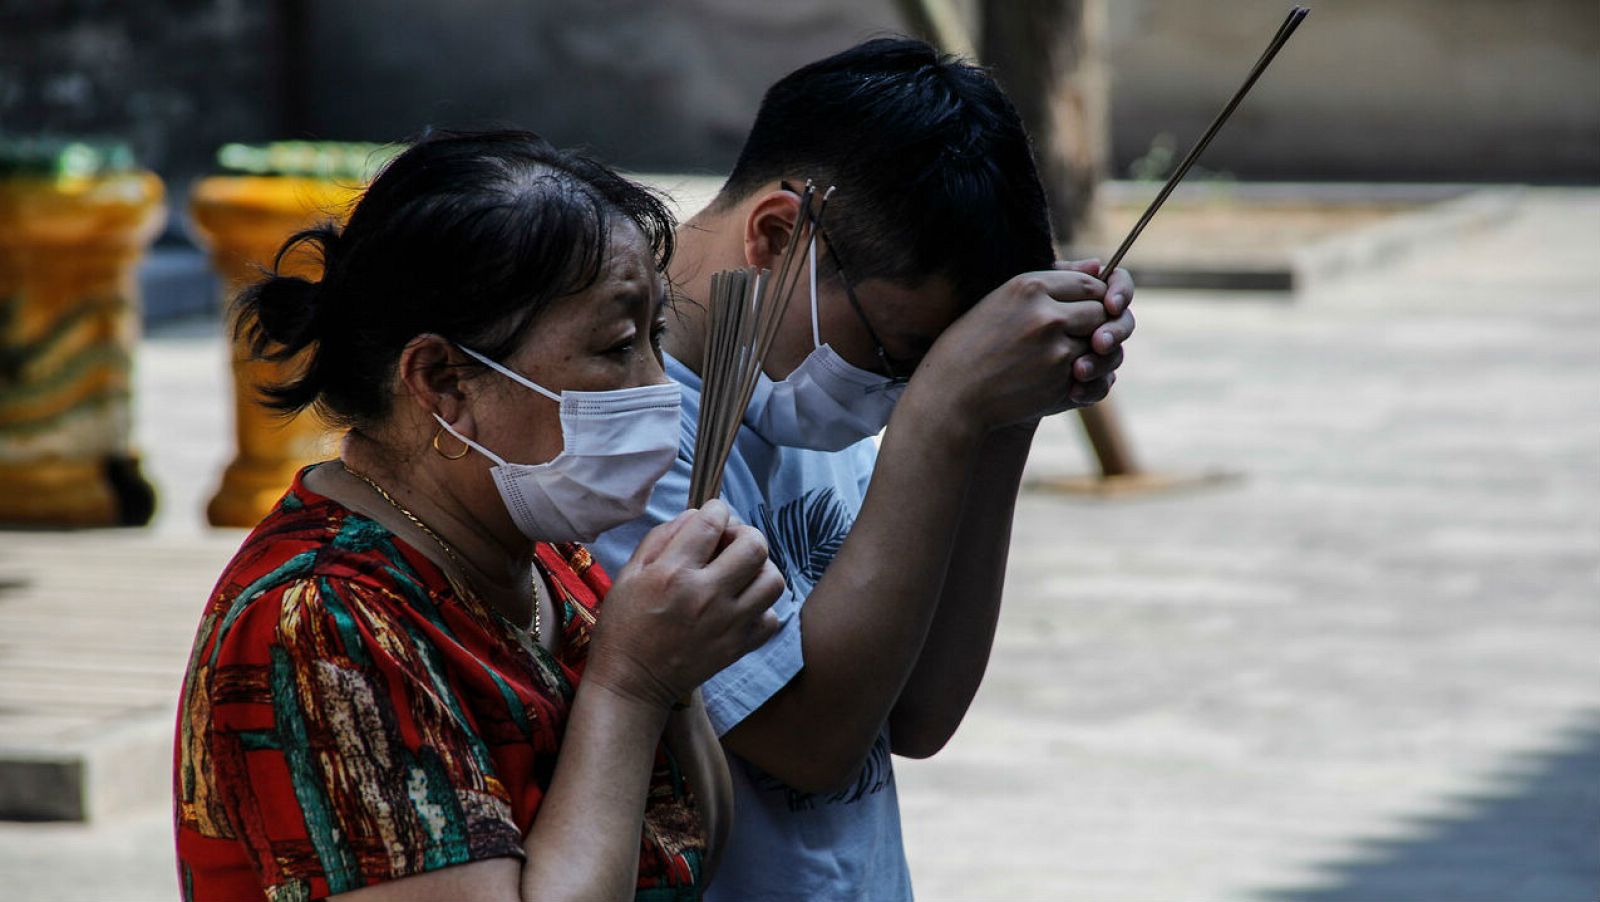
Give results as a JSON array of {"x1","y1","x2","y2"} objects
[{"x1": 610, "y1": 285, "x2": 656, "y2": 314}]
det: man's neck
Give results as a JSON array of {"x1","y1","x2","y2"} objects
[{"x1": 664, "y1": 205, "x2": 743, "y2": 376}]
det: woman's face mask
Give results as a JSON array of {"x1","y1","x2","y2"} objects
[{"x1": 436, "y1": 346, "x2": 681, "y2": 543}]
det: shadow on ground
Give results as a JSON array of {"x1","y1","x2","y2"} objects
[{"x1": 1265, "y1": 714, "x2": 1600, "y2": 902}]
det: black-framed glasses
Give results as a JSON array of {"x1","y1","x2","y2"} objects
[
  {"x1": 818, "y1": 224, "x2": 913, "y2": 385},
  {"x1": 780, "y1": 181, "x2": 913, "y2": 384}
]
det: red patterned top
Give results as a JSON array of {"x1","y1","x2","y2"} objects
[{"x1": 173, "y1": 468, "x2": 702, "y2": 901}]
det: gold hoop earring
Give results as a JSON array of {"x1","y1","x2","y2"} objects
[{"x1": 432, "y1": 426, "x2": 470, "y2": 460}]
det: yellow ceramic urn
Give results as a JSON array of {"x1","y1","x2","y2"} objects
[
  {"x1": 0, "y1": 167, "x2": 166, "y2": 526},
  {"x1": 188, "y1": 174, "x2": 366, "y2": 527}
]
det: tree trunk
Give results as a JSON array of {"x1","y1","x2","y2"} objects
[
  {"x1": 979, "y1": 0, "x2": 1108, "y2": 247},
  {"x1": 890, "y1": 0, "x2": 976, "y2": 60}
]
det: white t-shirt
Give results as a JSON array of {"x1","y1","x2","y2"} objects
[{"x1": 591, "y1": 353, "x2": 912, "y2": 902}]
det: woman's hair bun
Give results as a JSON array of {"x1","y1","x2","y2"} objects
[
  {"x1": 249, "y1": 273, "x2": 321, "y2": 350},
  {"x1": 234, "y1": 223, "x2": 342, "y2": 358}
]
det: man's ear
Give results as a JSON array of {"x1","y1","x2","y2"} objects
[
  {"x1": 397, "y1": 333, "x2": 473, "y2": 430},
  {"x1": 742, "y1": 185, "x2": 804, "y2": 271}
]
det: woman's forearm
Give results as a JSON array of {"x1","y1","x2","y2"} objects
[{"x1": 519, "y1": 680, "x2": 671, "y2": 902}]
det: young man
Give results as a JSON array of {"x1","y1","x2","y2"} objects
[{"x1": 592, "y1": 38, "x2": 1135, "y2": 900}]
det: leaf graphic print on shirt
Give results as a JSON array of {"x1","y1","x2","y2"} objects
[
  {"x1": 747, "y1": 487, "x2": 892, "y2": 810},
  {"x1": 747, "y1": 731, "x2": 895, "y2": 812},
  {"x1": 753, "y1": 487, "x2": 853, "y2": 594}
]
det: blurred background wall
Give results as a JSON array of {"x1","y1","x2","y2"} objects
[
  {"x1": 1104, "y1": 0, "x2": 1600, "y2": 183},
  {"x1": 0, "y1": 1, "x2": 287, "y2": 185},
  {"x1": 3, "y1": 0, "x2": 1597, "y2": 190}
]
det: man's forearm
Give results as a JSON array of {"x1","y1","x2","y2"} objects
[
  {"x1": 888, "y1": 421, "x2": 1036, "y2": 757},
  {"x1": 721, "y1": 389, "x2": 988, "y2": 791}
]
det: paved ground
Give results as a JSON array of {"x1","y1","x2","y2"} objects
[{"x1": 0, "y1": 189, "x2": 1596, "y2": 900}]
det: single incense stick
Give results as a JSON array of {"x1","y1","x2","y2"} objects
[
  {"x1": 688, "y1": 182, "x2": 833, "y2": 507},
  {"x1": 1101, "y1": 6, "x2": 1309, "y2": 276}
]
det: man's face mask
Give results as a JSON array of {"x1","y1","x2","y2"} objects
[{"x1": 742, "y1": 216, "x2": 905, "y2": 451}]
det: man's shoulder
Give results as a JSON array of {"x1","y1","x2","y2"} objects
[{"x1": 725, "y1": 431, "x2": 876, "y2": 498}]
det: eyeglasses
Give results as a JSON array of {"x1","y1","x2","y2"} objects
[
  {"x1": 818, "y1": 224, "x2": 913, "y2": 385},
  {"x1": 777, "y1": 183, "x2": 915, "y2": 383}
]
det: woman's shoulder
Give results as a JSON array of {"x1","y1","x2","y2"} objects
[{"x1": 198, "y1": 472, "x2": 456, "y2": 654}]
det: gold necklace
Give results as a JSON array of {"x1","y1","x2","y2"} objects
[{"x1": 342, "y1": 463, "x2": 543, "y2": 643}]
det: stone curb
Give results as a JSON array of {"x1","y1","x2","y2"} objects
[
  {"x1": 1072, "y1": 182, "x2": 1516, "y2": 294},
  {"x1": 1291, "y1": 187, "x2": 1526, "y2": 292},
  {"x1": 0, "y1": 715, "x2": 172, "y2": 822}
]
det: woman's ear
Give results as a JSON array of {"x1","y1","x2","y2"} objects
[
  {"x1": 742, "y1": 186, "x2": 803, "y2": 271},
  {"x1": 397, "y1": 333, "x2": 473, "y2": 430}
]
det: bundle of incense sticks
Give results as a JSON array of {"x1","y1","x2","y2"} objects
[
  {"x1": 687, "y1": 181, "x2": 834, "y2": 507},
  {"x1": 1101, "y1": 6, "x2": 1309, "y2": 275}
]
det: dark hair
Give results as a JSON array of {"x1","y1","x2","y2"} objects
[
  {"x1": 236, "y1": 129, "x2": 675, "y2": 426},
  {"x1": 716, "y1": 37, "x2": 1054, "y2": 308}
]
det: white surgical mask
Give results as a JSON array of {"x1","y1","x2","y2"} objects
[
  {"x1": 435, "y1": 346, "x2": 681, "y2": 542},
  {"x1": 743, "y1": 238, "x2": 905, "y2": 451}
]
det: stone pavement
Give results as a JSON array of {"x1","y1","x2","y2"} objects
[{"x1": 0, "y1": 190, "x2": 1596, "y2": 900}]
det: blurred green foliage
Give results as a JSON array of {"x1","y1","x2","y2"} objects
[
  {"x1": 216, "y1": 141, "x2": 402, "y2": 182},
  {"x1": 0, "y1": 137, "x2": 137, "y2": 181}
]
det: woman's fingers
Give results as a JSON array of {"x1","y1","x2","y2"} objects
[
  {"x1": 733, "y1": 561, "x2": 786, "y2": 614},
  {"x1": 629, "y1": 509, "x2": 693, "y2": 567},
  {"x1": 730, "y1": 565, "x2": 786, "y2": 649},
  {"x1": 656, "y1": 499, "x2": 732, "y2": 569},
  {"x1": 702, "y1": 524, "x2": 772, "y2": 592},
  {"x1": 745, "y1": 610, "x2": 783, "y2": 648}
]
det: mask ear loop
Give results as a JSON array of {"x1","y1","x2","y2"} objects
[
  {"x1": 808, "y1": 233, "x2": 822, "y2": 350},
  {"x1": 457, "y1": 346, "x2": 563, "y2": 403}
]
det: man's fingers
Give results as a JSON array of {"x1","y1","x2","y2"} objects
[
  {"x1": 1019, "y1": 269, "x2": 1106, "y2": 303},
  {"x1": 1092, "y1": 308, "x2": 1136, "y2": 354},
  {"x1": 1059, "y1": 299, "x2": 1112, "y2": 337},
  {"x1": 1074, "y1": 346, "x2": 1125, "y2": 382},
  {"x1": 1054, "y1": 258, "x2": 1103, "y2": 278},
  {"x1": 1068, "y1": 372, "x2": 1116, "y2": 406},
  {"x1": 1103, "y1": 267, "x2": 1134, "y2": 315}
]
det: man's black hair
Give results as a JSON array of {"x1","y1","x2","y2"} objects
[{"x1": 717, "y1": 37, "x2": 1055, "y2": 308}]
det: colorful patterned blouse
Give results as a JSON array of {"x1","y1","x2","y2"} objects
[{"x1": 174, "y1": 468, "x2": 703, "y2": 901}]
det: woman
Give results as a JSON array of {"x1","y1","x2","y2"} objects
[{"x1": 173, "y1": 131, "x2": 783, "y2": 901}]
